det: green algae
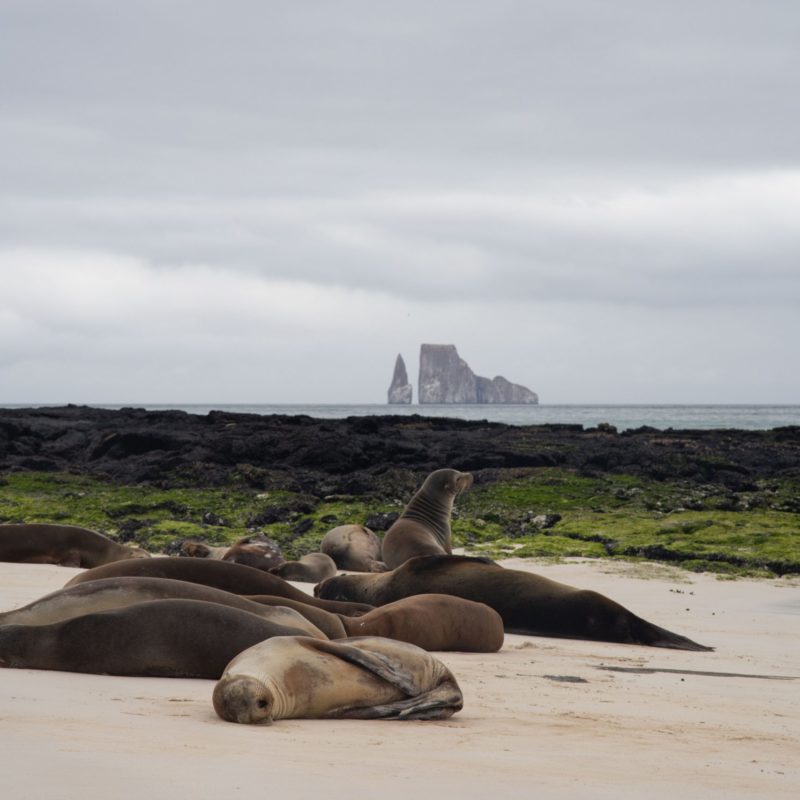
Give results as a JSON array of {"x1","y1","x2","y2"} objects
[
  {"x1": 1, "y1": 468, "x2": 798, "y2": 575},
  {"x1": 0, "y1": 471, "x2": 391, "y2": 560}
]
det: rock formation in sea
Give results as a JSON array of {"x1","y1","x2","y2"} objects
[
  {"x1": 417, "y1": 344, "x2": 538, "y2": 404},
  {"x1": 387, "y1": 354, "x2": 413, "y2": 404}
]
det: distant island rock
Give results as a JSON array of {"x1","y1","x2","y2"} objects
[
  {"x1": 417, "y1": 344, "x2": 538, "y2": 404},
  {"x1": 387, "y1": 354, "x2": 413, "y2": 404}
]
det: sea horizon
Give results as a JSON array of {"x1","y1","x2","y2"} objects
[{"x1": 2, "y1": 403, "x2": 799, "y2": 432}]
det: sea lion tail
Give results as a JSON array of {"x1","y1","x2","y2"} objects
[{"x1": 633, "y1": 618, "x2": 714, "y2": 652}]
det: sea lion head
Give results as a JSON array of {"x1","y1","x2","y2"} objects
[
  {"x1": 127, "y1": 547, "x2": 151, "y2": 559},
  {"x1": 314, "y1": 573, "x2": 365, "y2": 601},
  {"x1": 213, "y1": 675, "x2": 275, "y2": 724},
  {"x1": 422, "y1": 469, "x2": 473, "y2": 499}
]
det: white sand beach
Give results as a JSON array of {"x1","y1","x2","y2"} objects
[{"x1": 1, "y1": 558, "x2": 798, "y2": 799}]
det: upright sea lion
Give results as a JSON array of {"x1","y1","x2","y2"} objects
[
  {"x1": 269, "y1": 552, "x2": 336, "y2": 583},
  {"x1": 338, "y1": 594, "x2": 503, "y2": 652},
  {"x1": 320, "y1": 525, "x2": 386, "y2": 572},
  {"x1": 381, "y1": 469, "x2": 473, "y2": 570},
  {"x1": 0, "y1": 577, "x2": 327, "y2": 639},
  {"x1": 0, "y1": 523, "x2": 150, "y2": 568},
  {"x1": 213, "y1": 635, "x2": 464, "y2": 724},
  {"x1": 316, "y1": 555, "x2": 713, "y2": 651},
  {"x1": 64, "y1": 557, "x2": 373, "y2": 616},
  {"x1": 0, "y1": 599, "x2": 311, "y2": 678}
]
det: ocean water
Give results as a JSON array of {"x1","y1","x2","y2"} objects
[{"x1": 6, "y1": 404, "x2": 799, "y2": 431}]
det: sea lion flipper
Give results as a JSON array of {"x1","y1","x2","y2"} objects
[
  {"x1": 305, "y1": 638, "x2": 422, "y2": 695},
  {"x1": 333, "y1": 681, "x2": 463, "y2": 720},
  {"x1": 634, "y1": 619, "x2": 714, "y2": 652}
]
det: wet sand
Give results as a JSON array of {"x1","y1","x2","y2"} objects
[{"x1": 1, "y1": 558, "x2": 798, "y2": 799}]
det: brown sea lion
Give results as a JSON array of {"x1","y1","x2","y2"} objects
[
  {"x1": 316, "y1": 555, "x2": 713, "y2": 651},
  {"x1": 64, "y1": 557, "x2": 373, "y2": 616},
  {"x1": 179, "y1": 533, "x2": 284, "y2": 572},
  {"x1": 0, "y1": 523, "x2": 150, "y2": 568},
  {"x1": 178, "y1": 541, "x2": 228, "y2": 559},
  {"x1": 269, "y1": 552, "x2": 336, "y2": 583},
  {"x1": 222, "y1": 533, "x2": 284, "y2": 572},
  {"x1": 0, "y1": 599, "x2": 311, "y2": 678},
  {"x1": 320, "y1": 525, "x2": 386, "y2": 572},
  {"x1": 381, "y1": 469, "x2": 473, "y2": 570},
  {"x1": 0, "y1": 577, "x2": 327, "y2": 639},
  {"x1": 213, "y1": 635, "x2": 464, "y2": 724},
  {"x1": 339, "y1": 594, "x2": 503, "y2": 652},
  {"x1": 245, "y1": 595, "x2": 348, "y2": 639},
  {"x1": 246, "y1": 593, "x2": 503, "y2": 650}
]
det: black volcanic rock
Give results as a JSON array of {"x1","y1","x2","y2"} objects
[
  {"x1": 364, "y1": 511, "x2": 400, "y2": 531},
  {"x1": 0, "y1": 407, "x2": 798, "y2": 493},
  {"x1": 418, "y1": 344, "x2": 537, "y2": 404}
]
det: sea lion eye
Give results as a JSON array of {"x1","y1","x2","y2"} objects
[{"x1": 257, "y1": 699, "x2": 268, "y2": 709}]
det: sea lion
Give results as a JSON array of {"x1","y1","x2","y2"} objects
[
  {"x1": 381, "y1": 469, "x2": 473, "y2": 570},
  {"x1": 316, "y1": 555, "x2": 713, "y2": 651},
  {"x1": 269, "y1": 552, "x2": 336, "y2": 583},
  {"x1": 245, "y1": 595, "x2": 348, "y2": 639},
  {"x1": 213, "y1": 635, "x2": 464, "y2": 724},
  {"x1": 0, "y1": 523, "x2": 150, "y2": 568},
  {"x1": 247, "y1": 593, "x2": 503, "y2": 650},
  {"x1": 0, "y1": 599, "x2": 311, "y2": 678},
  {"x1": 64, "y1": 557, "x2": 373, "y2": 616},
  {"x1": 0, "y1": 577, "x2": 327, "y2": 639},
  {"x1": 222, "y1": 533, "x2": 284, "y2": 572},
  {"x1": 320, "y1": 525, "x2": 386, "y2": 572},
  {"x1": 179, "y1": 541, "x2": 228, "y2": 559},
  {"x1": 339, "y1": 594, "x2": 503, "y2": 652},
  {"x1": 179, "y1": 533, "x2": 285, "y2": 571}
]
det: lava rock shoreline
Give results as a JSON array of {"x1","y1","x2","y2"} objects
[{"x1": 1, "y1": 406, "x2": 798, "y2": 496}]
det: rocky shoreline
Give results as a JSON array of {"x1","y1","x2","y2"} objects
[
  {"x1": 1, "y1": 405, "x2": 799, "y2": 492},
  {"x1": 2, "y1": 406, "x2": 800, "y2": 575}
]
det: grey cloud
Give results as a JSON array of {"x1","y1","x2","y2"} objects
[
  {"x1": 3, "y1": 1, "x2": 799, "y2": 162},
  {"x1": 1, "y1": 1, "x2": 799, "y2": 402},
  {"x1": 2, "y1": 175, "x2": 798, "y2": 309}
]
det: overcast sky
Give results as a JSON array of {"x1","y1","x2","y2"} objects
[{"x1": 1, "y1": 0, "x2": 798, "y2": 404}]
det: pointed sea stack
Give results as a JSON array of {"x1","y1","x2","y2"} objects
[
  {"x1": 418, "y1": 344, "x2": 537, "y2": 404},
  {"x1": 387, "y1": 354, "x2": 413, "y2": 404}
]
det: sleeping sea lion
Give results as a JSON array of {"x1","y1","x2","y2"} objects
[
  {"x1": 213, "y1": 635, "x2": 464, "y2": 723},
  {"x1": 0, "y1": 577, "x2": 327, "y2": 639},
  {"x1": 0, "y1": 523, "x2": 150, "y2": 568},
  {"x1": 179, "y1": 533, "x2": 284, "y2": 571},
  {"x1": 338, "y1": 594, "x2": 503, "y2": 652},
  {"x1": 381, "y1": 469, "x2": 473, "y2": 569},
  {"x1": 222, "y1": 533, "x2": 284, "y2": 571},
  {"x1": 245, "y1": 595, "x2": 348, "y2": 639},
  {"x1": 64, "y1": 557, "x2": 373, "y2": 616},
  {"x1": 320, "y1": 525, "x2": 386, "y2": 572},
  {"x1": 0, "y1": 599, "x2": 311, "y2": 678},
  {"x1": 178, "y1": 541, "x2": 229, "y2": 559},
  {"x1": 316, "y1": 555, "x2": 713, "y2": 651},
  {"x1": 246, "y1": 593, "x2": 503, "y2": 651},
  {"x1": 269, "y1": 552, "x2": 336, "y2": 583}
]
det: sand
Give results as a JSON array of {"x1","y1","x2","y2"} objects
[{"x1": 1, "y1": 557, "x2": 798, "y2": 799}]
